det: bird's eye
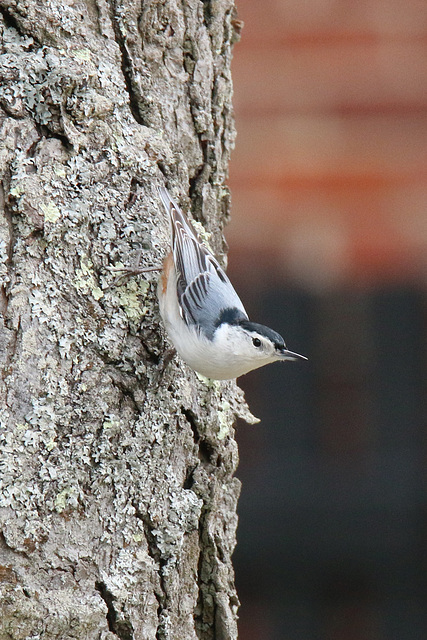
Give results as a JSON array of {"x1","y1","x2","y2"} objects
[{"x1": 252, "y1": 337, "x2": 261, "y2": 348}]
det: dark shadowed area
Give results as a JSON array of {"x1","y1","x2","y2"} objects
[{"x1": 228, "y1": 1, "x2": 427, "y2": 638}]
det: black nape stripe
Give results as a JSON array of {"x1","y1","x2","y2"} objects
[
  {"x1": 215, "y1": 306, "x2": 248, "y2": 327},
  {"x1": 239, "y1": 320, "x2": 285, "y2": 350}
]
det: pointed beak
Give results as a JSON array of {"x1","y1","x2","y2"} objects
[{"x1": 278, "y1": 348, "x2": 308, "y2": 362}]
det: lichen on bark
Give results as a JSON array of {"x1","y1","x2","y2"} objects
[{"x1": 0, "y1": 1, "x2": 253, "y2": 639}]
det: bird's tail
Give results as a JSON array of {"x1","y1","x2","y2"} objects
[
  {"x1": 157, "y1": 186, "x2": 199, "y2": 243},
  {"x1": 158, "y1": 186, "x2": 176, "y2": 219}
]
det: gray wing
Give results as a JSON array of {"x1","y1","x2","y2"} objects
[{"x1": 158, "y1": 187, "x2": 248, "y2": 338}]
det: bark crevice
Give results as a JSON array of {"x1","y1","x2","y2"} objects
[
  {"x1": 95, "y1": 580, "x2": 135, "y2": 640},
  {"x1": 0, "y1": 5, "x2": 32, "y2": 40},
  {"x1": 107, "y1": 0, "x2": 147, "y2": 126}
]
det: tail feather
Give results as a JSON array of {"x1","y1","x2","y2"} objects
[
  {"x1": 157, "y1": 186, "x2": 199, "y2": 241},
  {"x1": 158, "y1": 186, "x2": 175, "y2": 216}
]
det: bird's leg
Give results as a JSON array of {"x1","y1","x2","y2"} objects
[
  {"x1": 149, "y1": 346, "x2": 177, "y2": 385},
  {"x1": 108, "y1": 248, "x2": 162, "y2": 287},
  {"x1": 158, "y1": 347, "x2": 176, "y2": 373}
]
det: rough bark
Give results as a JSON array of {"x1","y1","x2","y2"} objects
[{"x1": 0, "y1": 2, "x2": 253, "y2": 638}]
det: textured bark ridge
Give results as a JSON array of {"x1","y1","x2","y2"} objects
[{"x1": 0, "y1": 2, "x2": 254, "y2": 638}]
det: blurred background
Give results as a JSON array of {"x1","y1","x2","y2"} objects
[{"x1": 227, "y1": 1, "x2": 427, "y2": 639}]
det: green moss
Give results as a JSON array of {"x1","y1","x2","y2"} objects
[
  {"x1": 74, "y1": 257, "x2": 104, "y2": 300},
  {"x1": 54, "y1": 487, "x2": 78, "y2": 513},
  {"x1": 72, "y1": 48, "x2": 91, "y2": 62},
  {"x1": 117, "y1": 279, "x2": 150, "y2": 322},
  {"x1": 40, "y1": 202, "x2": 61, "y2": 223},
  {"x1": 217, "y1": 400, "x2": 231, "y2": 440}
]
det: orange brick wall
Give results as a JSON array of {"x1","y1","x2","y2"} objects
[{"x1": 228, "y1": 0, "x2": 427, "y2": 290}]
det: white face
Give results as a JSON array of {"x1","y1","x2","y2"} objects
[
  {"x1": 212, "y1": 323, "x2": 283, "y2": 375},
  {"x1": 236, "y1": 327, "x2": 282, "y2": 362}
]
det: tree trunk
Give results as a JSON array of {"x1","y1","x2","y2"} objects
[{"x1": 0, "y1": 2, "x2": 254, "y2": 638}]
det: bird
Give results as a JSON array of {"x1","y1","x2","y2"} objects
[{"x1": 154, "y1": 186, "x2": 307, "y2": 379}]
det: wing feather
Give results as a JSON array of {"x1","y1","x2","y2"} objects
[{"x1": 158, "y1": 187, "x2": 248, "y2": 337}]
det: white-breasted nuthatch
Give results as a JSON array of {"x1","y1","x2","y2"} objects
[
  {"x1": 157, "y1": 186, "x2": 307, "y2": 379},
  {"x1": 118, "y1": 187, "x2": 307, "y2": 379}
]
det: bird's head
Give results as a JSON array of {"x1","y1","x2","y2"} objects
[{"x1": 212, "y1": 315, "x2": 307, "y2": 378}]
